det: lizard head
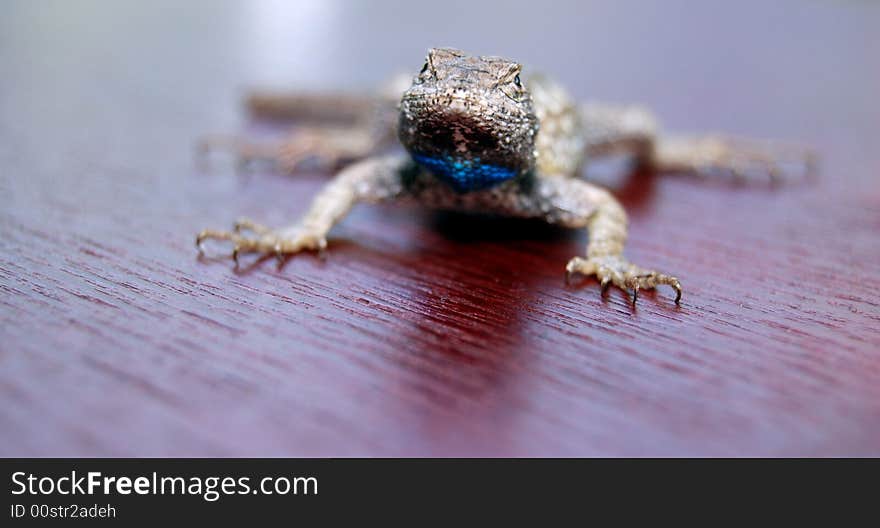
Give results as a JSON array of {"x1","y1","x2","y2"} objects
[{"x1": 398, "y1": 48, "x2": 539, "y2": 193}]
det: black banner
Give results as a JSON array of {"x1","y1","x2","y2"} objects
[{"x1": 2, "y1": 459, "x2": 875, "y2": 524}]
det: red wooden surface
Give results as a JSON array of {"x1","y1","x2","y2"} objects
[{"x1": 1, "y1": 1, "x2": 878, "y2": 456}]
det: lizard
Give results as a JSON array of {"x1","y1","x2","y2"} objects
[{"x1": 196, "y1": 47, "x2": 814, "y2": 305}]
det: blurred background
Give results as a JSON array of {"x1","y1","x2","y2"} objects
[
  {"x1": 3, "y1": 0, "x2": 877, "y2": 180},
  {"x1": 1, "y1": 1, "x2": 878, "y2": 456},
  {"x1": 2, "y1": 0, "x2": 877, "y2": 217}
]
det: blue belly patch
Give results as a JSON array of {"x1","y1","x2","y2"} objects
[{"x1": 413, "y1": 154, "x2": 517, "y2": 192}]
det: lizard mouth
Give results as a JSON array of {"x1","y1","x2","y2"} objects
[{"x1": 413, "y1": 112, "x2": 500, "y2": 153}]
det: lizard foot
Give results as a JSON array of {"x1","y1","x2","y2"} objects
[
  {"x1": 565, "y1": 255, "x2": 682, "y2": 305},
  {"x1": 196, "y1": 217, "x2": 327, "y2": 266}
]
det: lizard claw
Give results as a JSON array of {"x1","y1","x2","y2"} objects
[
  {"x1": 600, "y1": 276, "x2": 612, "y2": 296},
  {"x1": 566, "y1": 254, "x2": 682, "y2": 305},
  {"x1": 274, "y1": 243, "x2": 286, "y2": 266}
]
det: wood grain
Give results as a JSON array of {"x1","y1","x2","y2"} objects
[{"x1": 1, "y1": 1, "x2": 878, "y2": 456}]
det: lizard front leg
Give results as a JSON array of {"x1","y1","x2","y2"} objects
[
  {"x1": 535, "y1": 177, "x2": 682, "y2": 304},
  {"x1": 196, "y1": 154, "x2": 409, "y2": 265}
]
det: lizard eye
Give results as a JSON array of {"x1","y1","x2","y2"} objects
[
  {"x1": 415, "y1": 61, "x2": 432, "y2": 84},
  {"x1": 513, "y1": 74, "x2": 522, "y2": 88}
]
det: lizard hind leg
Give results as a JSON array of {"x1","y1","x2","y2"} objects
[
  {"x1": 200, "y1": 88, "x2": 400, "y2": 174},
  {"x1": 198, "y1": 126, "x2": 381, "y2": 174},
  {"x1": 652, "y1": 135, "x2": 818, "y2": 185},
  {"x1": 579, "y1": 103, "x2": 816, "y2": 185}
]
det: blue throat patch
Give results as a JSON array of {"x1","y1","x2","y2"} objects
[{"x1": 413, "y1": 153, "x2": 517, "y2": 192}]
